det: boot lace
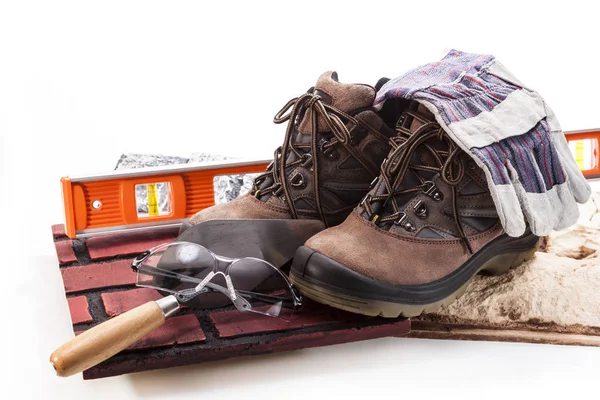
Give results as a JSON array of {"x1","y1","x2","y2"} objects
[
  {"x1": 362, "y1": 110, "x2": 474, "y2": 254},
  {"x1": 252, "y1": 93, "x2": 381, "y2": 226}
]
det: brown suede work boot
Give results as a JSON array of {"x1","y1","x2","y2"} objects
[
  {"x1": 185, "y1": 71, "x2": 397, "y2": 230},
  {"x1": 290, "y1": 101, "x2": 541, "y2": 317}
]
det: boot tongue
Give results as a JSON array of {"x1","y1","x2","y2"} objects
[
  {"x1": 397, "y1": 101, "x2": 436, "y2": 133},
  {"x1": 396, "y1": 100, "x2": 443, "y2": 171},
  {"x1": 388, "y1": 101, "x2": 446, "y2": 204},
  {"x1": 297, "y1": 71, "x2": 376, "y2": 134}
]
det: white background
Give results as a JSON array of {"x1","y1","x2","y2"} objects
[{"x1": 1, "y1": 1, "x2": 599, "y2": 399}]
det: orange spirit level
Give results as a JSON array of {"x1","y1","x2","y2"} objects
[
  {"x1": 60, "y1": 129, "x2": 599, "y2": 239},
  {"x1": 61, "y1": 159, "x2": 269, "y2": 239}
]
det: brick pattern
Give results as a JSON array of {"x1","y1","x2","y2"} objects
[
  {"x1": 101, "y1": 288, "x2": 163, "y2": 317},
  {"x1": 86, "y1": 228, "x2": 179, "y2": 260},
  {"x1": 211, "y1": 300, "x2": 365, "y2": 338},
  {"x1": 51, "y1": 223, "x2": 410, "y2": 380},
  {"x1": 75, "y1": 315, "x2": 205, "y2": 351},
  {"x1": 67, "y1": 296, "x2": 93, "y2": 324},
  {"x1": 127, "y1": 315, "x2": 205, "y2": 350},
  {"x1": 52, "y1": 224, "x2": 67, "y2": 239},
  {"x1": 85, "y1": 320, "x2": 410, "y2": 380},
  {"x1": 62, "y1": 259, "x2": 137, "y2": 294},
  {"x1": 55, "y1": 241, "x2": 77, "y2": 265}
]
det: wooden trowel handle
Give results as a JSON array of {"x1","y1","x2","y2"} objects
[{"x1": 50, "y1": 296, "x2": 179, "y2": 377}]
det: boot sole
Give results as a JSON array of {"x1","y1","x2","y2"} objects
[{"x1": 290, "y1": 235, "x2": 539, "y2": 318}]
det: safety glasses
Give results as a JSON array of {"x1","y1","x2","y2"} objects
[{"x1": 131, "y1": 241, "x2": 303, "y2": 318}]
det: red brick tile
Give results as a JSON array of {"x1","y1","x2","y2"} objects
[
  {"x1": 101, "y1": 288, "x2": 163, "y2": 317},
  {"x1": 52, "y1": 224, "x2": 67, "y2": 239},
  {"x1": 86, "y1": 229, "x2": 179, "y2": 260},
  {"x1": 127, "y1": 315, "x2": 205, "y2": 349},
  {"x1": 67, "y1": 296, "x2": 93, "y2": 324},
  {"x1": 210, "y1": 300, "x2": 364, "y2": 338},
  {"x1": 61, "y1": 259, "x2": 136, "y2": 294},
  {"x1": 102, "y1": 288, "x2": 188, "y2": 317},
  {"x1": 55, "y1": 240, "x2": 77, "y2": 264},
  {"x1": 51, "y1": 220, "x2": 415, "y2": 381},
  {"x1": 101, "y1": 289, "x2": 204, "y2": 349},
  {"x1": 83, "y1": 319, "x2": 410, "y2": 380},
  {"x1": 75, "y1": 315, "x2": 205, "y2": 352}
]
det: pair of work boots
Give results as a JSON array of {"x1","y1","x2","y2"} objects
[{"x1": 186, "y1": 72, "x2": 540, "y2": 318}]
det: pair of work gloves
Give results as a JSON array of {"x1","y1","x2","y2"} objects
[{"x1": 375, "y1": 50, "x2": 591, "y2": 237}]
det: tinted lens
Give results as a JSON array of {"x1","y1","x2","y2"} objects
[
  {"x1": 224, "y1": 258, "x2": 297, "y2": 317},
  {"x1": 136, "y1": 242, "x2": 217, "y2": 293}
]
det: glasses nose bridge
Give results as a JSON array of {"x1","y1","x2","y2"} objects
[{"x1": 213, "y1": 254, "x2": 235, "y2": 272}]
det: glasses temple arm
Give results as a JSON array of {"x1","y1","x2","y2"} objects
[{"x1": 236, "y1": 289, "x2": 302, "y2": 309}]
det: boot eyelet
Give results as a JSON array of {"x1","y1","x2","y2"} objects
[
  {"x1": 422, "y1": 181, "x2": 444, "y2": 202},
  {"x1": 318, "y1": 139, "x2": 330, "y2": 153},
  {"x1": 369, "y1": 176, "x2": 379, "y2": 189},
  {"x1": 413, "y1": 200, "x2": 428, "y2": 219},
  {"x1": 254, "y1": 175, "x2": 266, "y2": 187},
  {"x1": 395, "y1": 114, "x2": 406, "y2": 129},
  {"x1": 468, "y1": 160, "x2": 477, "y2": 170},
  {"x1": 394, "y1": 212, "x2": 416, "y2": 232},
  {"x1": 359, "y1": 194, "x2": 372, "y2": 208},
  {"x1": 319, "y1": 139, "x2": 339, "y2": 160},
  {"x1": 273, "y1": 183, "x2": 284, "y2": 196},
  {"x1": 300, "y1": 153, "x2": 313, "y2": 167},
  {"x1": 290, "y1": 172, "x2": 306, "y2": 189}
]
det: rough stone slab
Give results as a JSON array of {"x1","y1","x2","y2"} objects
[
  {"x1": 409, "y1": 320, "x2": 600, "y2": 347},
  {"x1": 409, "y1": 325, "x2": 600, "y2": 347},
  {"x1": 412, "y1": 191, "x2": 600, "y2": 346}
]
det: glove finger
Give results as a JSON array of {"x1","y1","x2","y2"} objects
[
  {"x1": 504, "y1": 160, "x2": 552, "y2": 236},
  {"x1": 543, "y1": 111, "x2": 592, "y2": 203},
  {"x1": 481, "y1": 160, "x2": 526, "y2": 237},
  {"x1": 531, "y1": 124, "x2": 563, "y2": 191},
  {"x1": 471, "y1": 146, "x2": 526, "y2": 237},
  {"x1": 529, "y1": 123, "x2": 581, "y2": 230},
  {"x1": 502, "y1": 133, "x2": 546, "y2": 194},
  {"x1": 552, "y1": 129, "x2": 592, "y2": 204},
  {"x1": 471, "y1": 145, "x2": 511, "y2": 187},
  {"x1": 505, "y1": 157, "x2": 580, "y2": 235},
  {"x1": 501, "y1": 130, "x2": 573, "y2": 235},
  {"x1": 552, "y1": 182, "x2": 581, "y2": 231}
]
